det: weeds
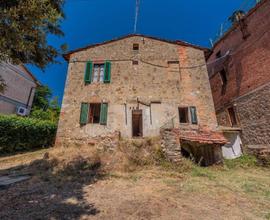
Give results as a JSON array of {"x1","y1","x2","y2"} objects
[
  {"x1": 191, "y1": 166, "x2": 216, "y2": 180},
  {"x1": 224, "y1": 154, "x2": 257, "y2": 169}
]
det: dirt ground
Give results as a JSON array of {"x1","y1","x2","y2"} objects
[{"x1": 0, "y1": 149, "x2": 270, "y2": 220}]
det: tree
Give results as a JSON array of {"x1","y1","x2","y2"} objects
[
  {"x1": 32, "y1": 85, "x2": 52, "y2": 110},
  {"x1": 31, "y1": 85, "x2": 61, "y2": 122},
  {"x1": 0, "y1": 0, "x2": 66, "y2": 69}
]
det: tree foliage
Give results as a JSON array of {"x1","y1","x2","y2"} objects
[
  {"x1": 0, "y1": 0, "x2": 66, "y2": 69},
  {"x1": 31, "y1": 85, "x2": 60, "y2": 123},
  {"x1": 32, "y1": 85, "x2": 52, "y2": 110}
]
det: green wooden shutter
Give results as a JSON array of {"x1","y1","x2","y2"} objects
[
  {"x1": 84, "y1": 61, "x2": 93, "y2": 84},
  {"x1": 190, "y1": 107, "x2": 198, "y2": 124},
  {"x1": 100, "y1": 103, "x2": 108, "y2": 125},
  {"x1": 104, "y1": 61, "x2": 111, "y2": 83},
  {"x1": 80, "y1": 103, "x2": 89, "y2": 125}
]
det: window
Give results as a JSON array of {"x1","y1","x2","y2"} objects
[
  {"x1": 92, "y1": 64, "x2": 104, "y2": 83},
  {"x1": 133, "y1": 43, "x2": 139, "y2": 51},
  {"x1": 228, "y1": 107, "x2": 238, "y2": 126},
  {"x1": 84, "y1": 61, "x2": 111, "y2": 84},
  {"x1": 132, "y1": 60, "x2": 139, "y2": 65},
  {"x1": 89, "y1": 103, "x2": 101, "y2": 123},
  {"x1": 179, "y1": 106, "x2": 198, "y2": 124},
  {"x1": 216, "y1": 51, "x2": 221, "y2": 58},
  {"x1": 80, "y1": 103, "x2": 108, "y2": 125},
  {"x1": 167, "y1": 61, "x2": 179, "y2": 64},
  {"x1": 190, "y1": 106, "x2": 198, "y2": 124},
  {"x1": 179, "y1": 107, "x2": 189, "y2": 123},
  {"x1": 219, "y1": 69, "x2": 227, "y2": 85}
]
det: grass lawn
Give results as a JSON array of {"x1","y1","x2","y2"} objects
[{"x1": 0, "y1": 148, "x2": 269, "y2": 219}]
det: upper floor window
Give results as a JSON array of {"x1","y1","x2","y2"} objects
[
  {"x1": 219, "y1": 69, "x2": 227, "y2": 85},
  {"x1": 93, "y1": 64, "x2": 104, "y2": 83},
  {"x1": 132, "y1": 60, "x2": 139, "y2": 65},
  {"x1": 133, "y1": 43, "x2": 139, "y2": 51},
  {"x1": 216, "y1": 51, "x2": 221, "y2": 59},
  {"x1": 84, "y1": 61, "x2": 111, "y2": 84}
]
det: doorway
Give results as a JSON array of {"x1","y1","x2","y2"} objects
[{"x1": 132, "y1": 110, "x2": 143, "y2": 137}]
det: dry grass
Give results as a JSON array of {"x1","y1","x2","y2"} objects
[
  {"x1": 1, "y1": 139, "x2": 270, "y2": 219},
  {"x1": 0, "y1": 148, "x2": 48, "y2": 170}
]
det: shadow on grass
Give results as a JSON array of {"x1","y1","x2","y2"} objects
[{"x1": 0, "y1": 156, "x2": 102, "y2": 220}]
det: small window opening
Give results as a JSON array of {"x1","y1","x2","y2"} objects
[
  {"x1": 133, "y1": 43, "x2": 139, "y2": 51},
  {"x1": 216, "y1": 51, "x2": 221, "y2": 58},
  {"x1": 89, "y1": 103, "x2": 101, "y2": 123},
  {"x1": 228, "y1": 107, "x2": 238, "y2": 127},
  {"x1": 132, "y1": 60, "x2": 139, "y2": 65},
  {"x1": 219, "y1": 69, "x2": 227, "y2": 85},
  {"x1": 179, "y1": 107, "x2": 189, "y2": 123},
  {"x1": 167, "y1": 61, "x2": 179, "y2": 64}
]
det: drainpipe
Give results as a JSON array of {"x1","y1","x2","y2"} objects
[{"x1": 26, "y1": 87, "x2": 34, "y2": 109}]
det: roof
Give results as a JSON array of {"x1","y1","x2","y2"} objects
[
  {"x1": 63, "y1": 34, "x2": 209, "y2": 61},
  {"x1": 20, "y1": 65, "x2": 40, "y2": 86},
  {"x1": 179, "y1": 129, "x2": 228, "y2": 145},
  {"x1": 210, "y1": 0, "x2": 268, "y2": 52}
]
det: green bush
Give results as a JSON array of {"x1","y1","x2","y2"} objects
[
  {"x1": 30, "y1": 109, "x2": 52, "y2": 121},
  {"x1": 0, "y1": 114, "x2": 57, "y2": 154}
]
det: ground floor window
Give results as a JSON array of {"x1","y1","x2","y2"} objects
[
  {"x1": 179, "y1": 106, "x2": 198, "y2": 125},
  {"x1": 89, "y1": 103, "x2": 101, "y2": 123},
  {"x1": 227, "y1": 106, "x2": 238, "y2": 127},
  {"x1": 179, "y1": 107, "x2": 189, "y2": 123},
  {"x1": 80, "y1": 102, "x2": 108, "y2": 125}
]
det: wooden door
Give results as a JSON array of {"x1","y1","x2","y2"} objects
[{"x1": 132, "y1": 110, "x2": 143, "y2": 137}]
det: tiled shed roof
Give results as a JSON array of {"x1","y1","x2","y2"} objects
[{"x1": 179, "y1": 129, "x2": 228, "y2": 145}]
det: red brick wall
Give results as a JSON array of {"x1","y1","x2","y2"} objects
[{"x1": 208, "y1": 0, "x2": 270, "y2": 111}]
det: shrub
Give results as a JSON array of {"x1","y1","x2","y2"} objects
[
  {"x1": 30, "y1": 109, "x2": 52, "y2": 121},
  {"x1": 0, "y1": 114, "x2": 57, "y2": 154}
]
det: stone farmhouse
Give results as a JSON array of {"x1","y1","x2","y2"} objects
[
  {"x1": 207, "y1": 0, "x2": 270, "y2": 156},
  {"x1": 57, "y1": 34, "x2": 227, "y2": 165},
  {"x1": 0, "y1": 63, "x2": 39, "y2": 115}
]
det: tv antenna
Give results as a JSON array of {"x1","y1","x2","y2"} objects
[{"x1": 134, "y1": 0, "x2": 140, "y2": 33}]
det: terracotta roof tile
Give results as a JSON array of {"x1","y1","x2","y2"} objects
[{"x1": 179, "y1": 129, "x2": 228, "y2": 144}]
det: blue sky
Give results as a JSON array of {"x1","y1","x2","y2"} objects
[{"x1": 27, "y1": 0, "x2": 245, "y2": 103}]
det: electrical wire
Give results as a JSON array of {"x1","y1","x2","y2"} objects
[{"x1": 68, "y1": 25, "x2": 269, "y2": 70}]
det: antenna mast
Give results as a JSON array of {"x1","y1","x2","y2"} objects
[{"x1": 134, "y1": 0, "x2": 140, "y2": 33}]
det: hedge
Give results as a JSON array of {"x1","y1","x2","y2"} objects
[{"x1": 0, "y1": 115, "x2": 57, "y2": 154}]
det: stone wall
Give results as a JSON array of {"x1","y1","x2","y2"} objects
[
  {"x1": 57, "y1": 36, "x2": 218, "y2": 145},
  {"x1": 160, "y1": 129, "x2": 182, "y2": 163},
  {"x1": 236, "y1": 83, "x2": 270, "y2": 146}
]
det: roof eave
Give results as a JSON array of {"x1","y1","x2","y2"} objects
[{"x1": 63, "y1": 33, "x2": 209, "y2": 61}]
